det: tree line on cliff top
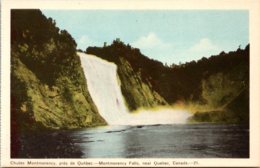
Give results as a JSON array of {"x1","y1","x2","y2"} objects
[{"x1": 87, "y1": 40, "x2": 249, "y2": 105}]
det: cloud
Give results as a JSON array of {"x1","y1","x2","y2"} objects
[
  {"x1": 130, "y1": 32, "x2": 175, "y2": 63},
  {"x1": 189, "y1": 38, "x2": 220, "y2": 53},
  {"x1": 131, "y1": 32, "x2": 173, "y2": 50},
  {"x1": 130, "y1": 35, "x2": 221, "y2": 65},
  {"x1": 77, "y1": 35, "x2": 98, "y2": 50},
  {"x1": 162, "y1": 38, "x2": 221, "y2": 64},
  {"x1": 171, "y1": 38, "x2": 221, "y2": 64}
]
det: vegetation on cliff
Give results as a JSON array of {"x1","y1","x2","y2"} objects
[
  {"x1": 10, "y1": 9, "x2": 249, "y2": 129},
  {"x1": 86, "y1": 40, "x2": 167, "y2": 111},
  {"x1": 87, "y1": 40, "x2": 249, "y2": 124},
  {"x1": 11, "y1": 9, "x2": 106, "y2": 131}
]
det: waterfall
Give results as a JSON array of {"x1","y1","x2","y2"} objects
[{"x1": 79, "y1": 52, "x2": 191, "y2": 125}]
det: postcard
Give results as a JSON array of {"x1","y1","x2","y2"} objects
[{"x1": 1, "y1": 0, "x2": 260, "y2": 167}]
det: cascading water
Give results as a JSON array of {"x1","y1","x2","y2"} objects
[{"x1": 79, "y1": 52, "x2": 191, "y2": 125}]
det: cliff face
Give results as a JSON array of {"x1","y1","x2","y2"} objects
[
  {"x1": 86, "y1": 43, "x2": 167, "y2": 111},
  {"x1": 11, "y1": 9, "x2": 249, "y2": 129},
  {"x1": 117, "y1": 57, "x2": 167, "y2": 111},
  {"x1": 87, "y1": 40, "x2": 249, "y2": 124},
  {"x1": 187, "y1": 47, "x2": 249, "y2": 125},
  {"x1": 11, "y1": 10, "x2": 106, "y2": 130},
  {"x1": 11, "y1": 52, "x2": 106, "y2": 129}
]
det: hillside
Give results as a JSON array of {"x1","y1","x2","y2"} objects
[
  {"x1": 87, "y1": 40, "x2": 249, "y2": 124},
  {"x1": 10, "y1": 9, "x2": 249, "y2": 130},
  {"x1": 11, "y1": 10, "x2": 106, "y2": 131},
  {"x1": 86, "y1": 40, "x2": 167, "y2": 111}
]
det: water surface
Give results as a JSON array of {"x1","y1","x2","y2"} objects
[{"x1": 13, "y1": 123, "x2": 249, "y2": 158}]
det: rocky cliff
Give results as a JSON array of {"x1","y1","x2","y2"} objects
[
  {"x1": 86, "y1": 41, "x2": 167, "y2": 111},
  {"x1": 87, "y1": 40, "x2": 249, "y2": 124},
  {"x1": 116, "y1": 57, "x2": 167, "y2": 111},
  {"x1": 11, "y1": 10, "x2": 106, "y2": 130}
]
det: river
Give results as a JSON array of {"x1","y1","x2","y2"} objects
[{"x1": 14, "y1": 123, "x2": 249, "y2": 158}]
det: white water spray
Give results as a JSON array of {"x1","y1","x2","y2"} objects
[{"x1": 79, "y1": 52, "x2": 191, "y2": 125}]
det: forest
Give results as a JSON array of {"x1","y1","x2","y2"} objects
[
  {"x1": 87, "y1": 40, "x2": 249, "y2": 124},
  {"x1": 11, "y1": 9, "x2": 106, "y2": 132},
  {"x1": 11, "y1": 9, "x2": 249, "y2": 133}
]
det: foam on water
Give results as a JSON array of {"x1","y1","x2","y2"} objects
[{"x1": 79, "y1": 52, "x2": 191, "y2": 125}]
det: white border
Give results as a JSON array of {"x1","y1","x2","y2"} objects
[{"x1": 1, "y1": 0, "x2": 260, "y2": 167}]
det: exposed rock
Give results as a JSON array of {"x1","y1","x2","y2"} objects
[{"x1": 117, "y1": 57, "x2": 167, "y2": 111}]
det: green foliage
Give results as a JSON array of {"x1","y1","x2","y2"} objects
[
  {"x1": 189, "y1": 88, "x2": 249, "y2": 126},
  {"x1": 87, "y1": 40, "x2": 249, "y2": 103},
  {"x1": 11, "y1": 9, "x2": 106, "y2": 130},
  {"x1": 11, "y1": 10, "x2": 78, "y2": 86},
  {"x1": 117, "y1": 57, "x2": 167, "y2": 110},
  {"x1": 87, "y1": 40, "x2": 167, "y2": 111},
  {"x1": 87, "y1": 40, "x2": 249, "y2": 124},
  {"x1": 201, "y1": 72, "x2": 245, "y2": 108}
]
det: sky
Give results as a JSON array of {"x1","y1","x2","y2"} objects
[{"x1": 42, "y1": 10, "x2": 248, "y2": 65}]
